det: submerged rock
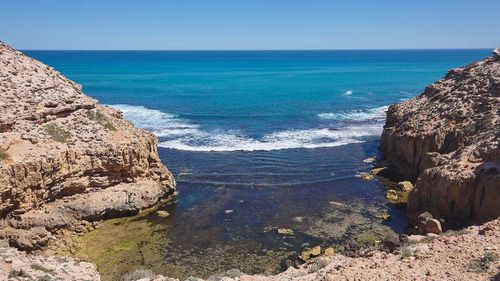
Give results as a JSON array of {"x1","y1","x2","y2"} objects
[
  {"x1": 363, "y1": 156, "x2": 376, "y2": 163},
  {"x1": 370, "y1": 167, "x2": 386, "y2": 176},
  {"x1": 374, "y1": 213, "x2": 392, "y2": 221},
  {"x1": 397, "y1": 181, "x2": 414, "y2": 192},
  {"x1": 386, "y1": 190, "x2": 398, "y2": 201},
  {"x1": 299, "y1": 246, "x2": 321, "y2": 261},
  {"x1": 277, "y1": 228, "x2": 294, "y2": 236},
  {"x1": 156, "y1": 211, "x2": 170, "y2": 218},
  {"x1": 357, "y1": 172, "x2": 375, "y2": 181}
]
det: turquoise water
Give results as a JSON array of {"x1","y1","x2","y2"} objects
[
  {"x1": 27, "y1": 49, "x2": 491, "y2": 279},
  {"x1": 27, "y1": 50, "x2": 489, "y2": 151}
]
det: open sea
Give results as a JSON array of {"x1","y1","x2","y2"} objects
[{"x1": 27, "y1": 49, "x2": 490, "y2": 279}]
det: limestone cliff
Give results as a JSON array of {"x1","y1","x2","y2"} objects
[
  {"x1": 380, "y1": 49, "x2": 500, "y2": 226},
  {"x1": 0, "y1": 43, "x2": 175, "y2": 250}
]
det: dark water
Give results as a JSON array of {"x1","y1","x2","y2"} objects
[{"x1": 28, "y1": 49, "x2": 491, "y2": 279}]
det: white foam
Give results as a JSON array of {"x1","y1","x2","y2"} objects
[
  {"x1": 158, "y1": 126, "x2": 382, "y2": 152},
  {"x1": 317, "y1": 106, "x2": 388, "y2": 121},
  {"x1": 343, "y1": 90, "x2": 353, "y2": 96},
  {"x1": 108, "y1": 104, "x2": 383, "y2": 152},
  {"x1": 108, "y1": 104, "x2": 199, "y2": 137}
]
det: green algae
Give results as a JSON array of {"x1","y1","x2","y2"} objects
[
  {"x1": 72, "y1": 209, "x2": 169, "y2": 280},
  {"x1": 43, "y1": 183, "x2": 404, "y2": 281}
]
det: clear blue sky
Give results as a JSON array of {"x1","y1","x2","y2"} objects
[{"x1": 1, "y1": 0, "x2": 499, "y2": 50}]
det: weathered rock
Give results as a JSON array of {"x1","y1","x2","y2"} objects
[
  {"x1": 363, "y1": 156, "x2": 376, "y2": 163},
  {"x1": 386, "y1": 190, "x2": 398, "y2": 201},
  {"x1": 323, "y1": 247, "x2": 335, "y2": 256},
  {"x1": 299, "y1": 246, "x2": 321, "y2": 261},
  {"x1": 156, "y1": 210, "x2": 170, "y2": 218},
  {"x1": 277, "y1": 228, "x2": 294, "y2": 236},
  {"x1": 380, "y1": 48, "x2": 500, "y2": 226},
  {"x1": 381, "y1": 235, "x2": 400, "y2": 252},
  {"x1": 424, "y1": 219, "x2": 443, "y2": 235},
  {"x1": 370, "y1": 167, "x2": 386, "y2": 176},
  {"x1": 397, "y1": 181, "x2": 414, "y2": 192},
  {"x1": 146, "y1": 219, "x2": 500, "y2": 281},
  {"x1": 416, "y1": 212, "x2": 443, "y2": 235},
  {"x1": 0, "y1": 242, "x2": 100, "y2": 280},
  {"x1": 357, "y1": 172, "x2": 374, "y2": 181},
  {"x1": 374, "y1": 213, "x2": 392, "y2": 221},
  {"x1": 0, "y1": 43, "x2": 176, "y2": 250}
]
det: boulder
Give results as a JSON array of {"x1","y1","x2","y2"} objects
[
  {"x1": 299, "y1": 246, "x2": 321, "y2": 261},
  {"x1": 397, "y1": 181, "x2": 414, "y2": 192},
  {"x1": 386, "y1": 190, "x2": 398, "y2": 201},
  {"x1": 277, "y1": 228, "x2": 294, "y2": 236},
  {"x1": 156, "y1": 211, "x2": 170, "y2": 218}
]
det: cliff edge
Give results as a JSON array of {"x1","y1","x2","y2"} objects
[
  {"x1": 0, "y1": 43, "x2": 175, "y2": 251},
  {"x1": 380, "y1": 49, "x2": 500, "y2": 226}
]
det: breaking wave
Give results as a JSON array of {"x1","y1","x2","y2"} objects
[
  {"x1": 317, "y1": 106, "x2": 388, "y2": 121},
  {"x1": 108, "y1": 104, "x2": 383, "y2": 152}
]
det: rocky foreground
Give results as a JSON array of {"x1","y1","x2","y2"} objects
[
  {"x1": 380, "y1": 49, "x2": 500, "y2": 226},
  {"x1": 0, "y1": 43, "x2": 175, "y2": 254},
  {"x1": 127, "y1": 218, "x2": 500, "y2": 281}
]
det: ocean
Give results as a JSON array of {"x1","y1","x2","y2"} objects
[{"x1": 27, "y1": 49, "x2": 491, "y2": 279}]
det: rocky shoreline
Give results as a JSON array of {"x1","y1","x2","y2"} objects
[
  {"x1": 0, "y1": 43, "x2": 175, "y2": 279},
  {"x1": 1, "y1": 43, "x2": 499, "y2": 280},
  {"x1": 380, "y1": 48, "x2": 500, "y2": 227}
]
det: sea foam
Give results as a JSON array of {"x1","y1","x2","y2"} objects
[
  {"x1": 317, "y1": 106, "x2": 388, "y2": 121},
  {"x1": 109, "y1": 104, "x2": 384, "y2": 152}
]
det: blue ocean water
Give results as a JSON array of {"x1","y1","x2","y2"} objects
[
  {"x1": 26, "y1": 49, "x2": 491, "y2": 278},
  {"x1": 26, "y1": 49, "x2": 489, "y2": 151}
]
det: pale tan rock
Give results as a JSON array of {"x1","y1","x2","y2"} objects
[
  {"x1": 0, "y1": 243, "x2": 100, "y2": 280},
  {"x1": 0, "y1": 43, "x2": 176, "y2": 250},
  {"x1": 323, "y1": 247, "x2": 335, "y2": 256},
  {"x1": 299, "y1": 246, "x2": 321, "y2": 261},
  {"x1": 386, "y1": 190, "x2": 398, "y2": 201},
  {"x1": 156, "y1": 210, "x2": 170, "y2": 218},
  {"x1": 380, "y1": 48, "x2": 500, "y2": 225},
  {"x1": 370, "y1": 167, "x2": 386, "y2": 175},
  {"x1": 357, "y1": 172, "x2": 374, "y2": 180},
  {"x1": 397, "y1": 181, "x2": 414, "y2": 192},
  {"x1": 277, "y1": 228, "x2": 294, "y2": 236}
]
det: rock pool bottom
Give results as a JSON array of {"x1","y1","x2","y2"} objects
[{"x1": 43, "y1": 141, "x2": 407, "y2": 280}]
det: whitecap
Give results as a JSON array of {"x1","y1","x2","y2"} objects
[
  {"x1": 108, "y1": 104, "x2": 383, "y2": 152},
  {"x1": 158, "y1": 125, "x2": 382, "y2": 152},
  {"x1": 317, "y1": 106, "x2": 388, "y2": 121},
  {"x1": 107, "y1": 104, "x2": 199, "y2": 137},
  {"x1": 343, "y1": 90, "x2": 353, "y2": 96}
]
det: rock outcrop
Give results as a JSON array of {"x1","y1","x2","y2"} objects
[
  {"x1": 0, "y1": 240, "x2": 100, "y2": 280},
  {"x1": 380, "y1": 49, "x2": 500, "y2": 226},
  {"x1": 142, "y1": 218, "x2": 500, "y2": 281},
  {"x1": 0, "y1": 43, "x2": 175, "y2": 250}
]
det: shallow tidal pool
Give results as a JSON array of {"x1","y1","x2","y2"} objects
[{"x1": 42, "y1": 141, "x2": 406, "y2": 280}]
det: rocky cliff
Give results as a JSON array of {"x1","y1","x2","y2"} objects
[
  {"x1": 380, "y1": 49, "x2": 500, "y2": 226},
  {"x1": 0, "y1": 43, "x2": 175, "y2": 250}
]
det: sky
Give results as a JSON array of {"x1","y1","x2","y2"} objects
[{"x1": 1, "y1": 0, "x2": 499, "y2": 50}]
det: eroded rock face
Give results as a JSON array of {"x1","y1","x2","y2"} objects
[
  {"x1": 380, "y1": 49, "x2": 500, "y2": 226},
  {"x1": 0, "y1": 240, "x2": 100, "y2": 280},
  {"x1": 0, "y1": 43, "x2": 175, "y2": 249}
]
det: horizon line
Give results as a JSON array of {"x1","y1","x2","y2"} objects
[{"x1": 21, "y1": 47, "x2": 495, "y2": 52}]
